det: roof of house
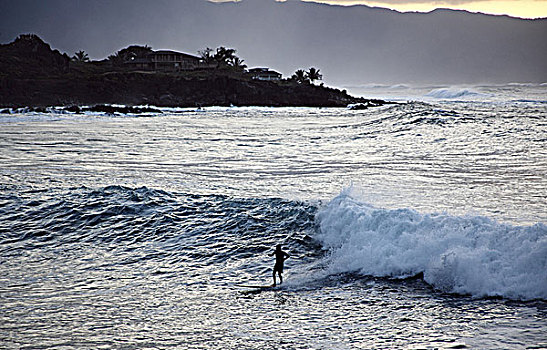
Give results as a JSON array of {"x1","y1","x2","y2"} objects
[
  {"x1": 254, "y1": 70, "x2": 282, "y2": 76},
  {"x1": 249, "y1": 67, "x2": 282, "y2": 75},
  {"x1": 149, "y1": 50, "x2": 200, "y2": 60},
  {"x1": 249, "y1": 67, "x2": 270, "y2": 73}
]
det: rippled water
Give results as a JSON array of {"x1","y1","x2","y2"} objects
[{"x1": 1, "y1": 86, "x2": 546, "y2": 349}]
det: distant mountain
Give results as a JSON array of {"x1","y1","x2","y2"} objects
[{"x1": 1, "y1": 0, "x2": 545, "y2": 85}]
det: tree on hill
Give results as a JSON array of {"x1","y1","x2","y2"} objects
[
  {"x1": 198, "y1": 47, "x2": 215, "y2": 64},
  {"x1": 229, "y1": 56, "x2": 247, "y2": 71},
  {"x1": 291, "y1": 69, "x2": 308, "y2": 84},
  {"x1": 119, "y1": 45, "x2": 152, "y2": 59},
  {"x1": 214, "y1": 47, "x2": 237, "y2": 66},
  {"x1": 72, "y1": 50, "x2": 89, "y2": 62},
  {"x1": 14, "y1": 33, "x2": 43, "y2": 45},
  {"x1": 108, "y1": 45, "x2": 152, "y2": 66},
  {"x1": 199, "y1": 46, "x2": 242, "y2": 69},
  {"x1": 306, "y1": 67, "x2": 322, "y2": 84}
]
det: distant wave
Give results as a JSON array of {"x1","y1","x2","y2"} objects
[
  {"x1": 344, "y1": 83, "x2": 410, "y2": 90},
  {"x1": 315, "y1": 190, "x2": 547, "y2": 300},
  {"x1": 508, "y1": 82, "x2": 547, "y2": 87},
  {"x1": 425, "y1": 88, "x2": 487, "y2": 99}
]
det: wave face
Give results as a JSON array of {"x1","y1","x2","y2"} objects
[
  {"x1": 425, "y1": 88, "x2": 486, "y2": 99},
  {"x1": 315, "y1": 190, "x2": 547, "y2": 300},
  {"x1": 0, "y1": 185, "x2": 317, "y2": 273}
]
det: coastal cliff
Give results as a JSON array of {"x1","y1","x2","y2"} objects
[{"x1": 0, "y1": 35, "x2": 386, "y2": 108}]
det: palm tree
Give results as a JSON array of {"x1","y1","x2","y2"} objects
[
  {"x1": 229, "y1": 56, "x2": 247, "y2": 70},
  {"x1": 306, "y1": 67, "x2": 322, "y2": 84},
  {"x1": 291, "y1": 69, "x2": 308, "y2": 84},
  {"x1": 72, "y1": 50, "x2": 89, "y2": 62},
  {"x1": 199, "y1": 46, "x2": 239, "y2": 68},
  {"x1": 214, "y1": 47, "x2": 237, "y2": 66}
]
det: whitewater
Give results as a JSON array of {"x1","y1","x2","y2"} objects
[{"x1": 0, "y1": 84, "x2": 546, "y2": 349}]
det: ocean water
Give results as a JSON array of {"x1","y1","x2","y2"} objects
[{"x1": 0, "y1": 84, "x2": 546, "y2": 349}]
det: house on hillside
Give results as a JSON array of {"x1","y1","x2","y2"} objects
[
  {"x1": 149, "y1": 50, "x2": 201, "y2": 71},
  {"x1": 124, "y1": 53, "x2": 151, "y2": 70},
  {"x1": 124, "y1": 50, "x2": 202, "y2": 71},
  {"x1": 249, "y1": 68, "x2": 282, "y2": 81}
]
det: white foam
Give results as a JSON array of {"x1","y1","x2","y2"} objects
[
  {"x1": 315, "y1": 190, "x2": 547, "y2": 300},
  {"x1": 349, "y1": 83, "x2": 410, "y2": 90},
  {"x1": 425, "y1": 87, "x2": 487, "y2": 99}
]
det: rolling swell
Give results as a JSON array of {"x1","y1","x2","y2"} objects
[
  {"x1": 315, "y1": 189, "x2": 547, "y2": 300},
  {"x1": 2, "y1": 184, "x2": 545, "y2": 301},
  {"x1": 0, "y1": 185, "x2": 318, "y2": 275}
]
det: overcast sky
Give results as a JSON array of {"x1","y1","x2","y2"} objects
[{"x1": 1, "y1": 0, "x2": 545, "y2": 85}]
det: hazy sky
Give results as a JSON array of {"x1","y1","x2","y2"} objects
[
  {"x1": 215, "y1": 0, "x2": 547, "y2": 18},
  {"x1": 1, "y1": 0, "x2": 545, "y2": 85}
]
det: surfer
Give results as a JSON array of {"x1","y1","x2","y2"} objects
[{"x1": 271, "y1": 244, "x2": 290, "y2": 286}]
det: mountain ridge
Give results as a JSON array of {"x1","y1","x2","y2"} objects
[{"x1": 1, "y1": 0, "x2": 545, "y2": 84}]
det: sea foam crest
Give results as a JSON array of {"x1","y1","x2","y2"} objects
[
  {"x1": 315, "y1": 191, "x2": 547, "y2": 300},
  {"x1": 425, "y1": 87, "x2": 485, "y2": 99}
]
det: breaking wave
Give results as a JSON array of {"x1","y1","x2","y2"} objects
[
  {"x1": 315, "y1": 190, "x2": 547, "y2": 300},
  {"x1": 2, "y1": 184, "x2": 546, "y2": 301},
  {"x1": 425, "y1": 88, "x2": 487, "y2": 99}
]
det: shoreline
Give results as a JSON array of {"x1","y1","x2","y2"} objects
[
  {"x1": 0, "y1": 73, "x2": 395, "y2": 109},
  {"x1": 0, "y1": 102, "x2": 395, "y2": 115}
]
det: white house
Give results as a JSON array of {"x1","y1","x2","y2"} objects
[{"x1": 249, "y1": 68, "x2": 282, "y2": 81}]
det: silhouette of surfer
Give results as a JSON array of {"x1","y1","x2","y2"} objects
[{"x1": 270, "y1": 244, "x2": 290, "y2": 286}]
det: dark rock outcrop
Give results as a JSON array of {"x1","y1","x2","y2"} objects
[
  {"x1": 0, "y1": 34, "x2": 70, "y2": 78},
  {"x1": 0, "y1": 35, "x2": 392, "y2": 108}
]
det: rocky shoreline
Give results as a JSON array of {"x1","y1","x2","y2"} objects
[
  {"x1": 0, "y1": 35, "x2": 393, "y2": 109},
  {"x1": 1, "y1": 72, "x2": 391, "y2": 109}
]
